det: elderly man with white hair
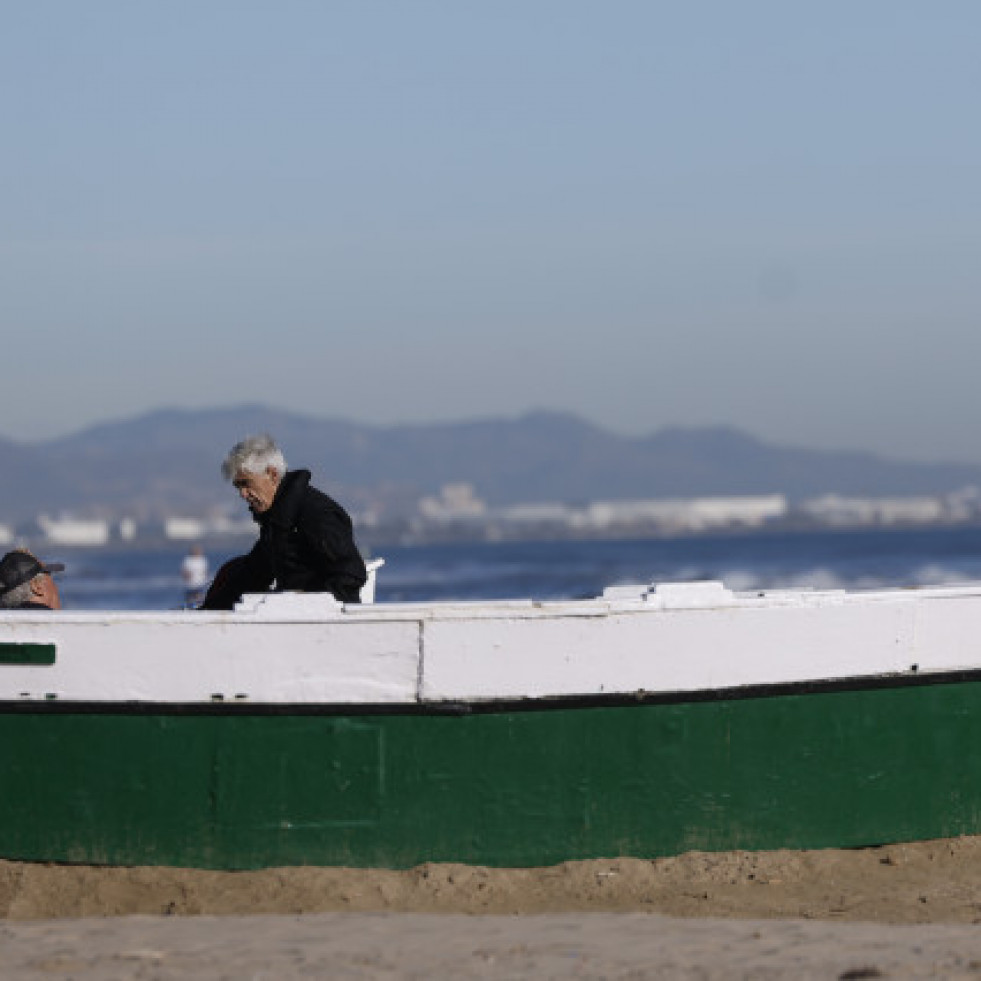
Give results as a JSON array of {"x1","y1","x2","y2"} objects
[{"x1": 201, "y1": 434, "x2": 367, "y2": 609}]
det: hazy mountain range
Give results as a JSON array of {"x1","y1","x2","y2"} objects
[{"x1": 2, "y1": 405, "x2": 981, "y2": 523}]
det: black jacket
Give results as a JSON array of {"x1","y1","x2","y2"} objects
[{"x1": 202, "y1": 469, "x2": 367, "y2": 609}]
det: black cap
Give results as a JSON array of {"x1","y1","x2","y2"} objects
[{"x1": 0, "y1": 551, "x2": 65, "y2": 597}]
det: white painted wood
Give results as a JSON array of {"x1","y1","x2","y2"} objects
[
  {"x1": 361, "y1": 558, "x2": 385, "y2": 603},
  {"x1": 0, "y1": 614, "x2": 420, "y2": 704},
  {"x1": 650, "y1": 580, "x2": 736, "y2": 609},
  {"x1": 904, "y1": 592, "x2": 981, "y2": 673},
  {"x1": 3, "y1": 581, "x2": 981, "y2": 705},
  {"x1": 420, "y1": 597, "x2": 918, "y2": 701}
]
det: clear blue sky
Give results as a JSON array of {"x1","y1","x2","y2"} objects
[{"x1": 2, "y1": 1, "x2": 979, "y2": 462}]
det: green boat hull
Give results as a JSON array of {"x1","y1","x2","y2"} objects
[{"x1": 2, "y1": 675, "x2": 979, "y2": 869}]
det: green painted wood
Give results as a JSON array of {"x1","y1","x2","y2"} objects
[
  {"x1": 0, "y1": 643, "x2": 55, "y2": 666},
  {"x1": 1, "y1": 679, "x2": 980, "y2": 869}
]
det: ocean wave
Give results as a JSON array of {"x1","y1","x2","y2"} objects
[{"x1": 45, "y1": 532, "x2": 981, "y2": 610}]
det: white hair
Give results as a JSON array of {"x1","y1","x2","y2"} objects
[
  {"x1": 221, "y1": 434, "x2": 287, "y2": 481},
  {"x1": 0, "y1": 579, "x2": 36, "y2": 609}
]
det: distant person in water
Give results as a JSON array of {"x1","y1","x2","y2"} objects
[
  {"x1": 180, "y1": 544, "x2": 210, "y2": 608},
  {"x1": 0, "y1": 550, "x2": 64, "y2": 610},
  {"x1": 201, "y1": 434, "x2": 367, "y2": 610}
]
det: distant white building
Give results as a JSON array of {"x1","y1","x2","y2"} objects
[
  {"x1": 418, "y1": 484, "x2": 488, "y2": 522},
  {"x1": 945, "y1": 486, "x2": 981, "y2": 523},
  {"x1": 165, "y1": 518, "x2": 208, "y2": 541},
  {"x1": 800, "y1": 495, "x2": 945, "y2": 527},
  {"x1": 499, "y1": 503, "x2": 579, "y2": 525},
  {"x1": 0, "y1": 523, "x2": 13, "y2": 546},
  {"x1": 207, "y1": 515, "x2": 257, "y2": 537},
  {"x1": 164, "y1": 516, "x2": 256, "y2": 540},
  {"x1": 582, "y1": 495, "x2": 788, "y2": 533},
  {"x1": 38, "y1": 515, "x2": 110, "y2": 546}
]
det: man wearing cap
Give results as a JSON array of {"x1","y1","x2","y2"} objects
[{"x1": 0, "y1": 551, "x2": 64, "y2": 610}]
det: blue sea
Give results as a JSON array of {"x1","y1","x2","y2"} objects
[{"x1": 42, "y1": 526, "x2": 981, "y2": 611}]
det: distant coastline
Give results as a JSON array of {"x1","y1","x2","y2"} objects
[
  {"x1": 7, "y1": 490, "x2": 981, "y2": 554},
  {"x1": 5, "y1": 406, "x2": 981, "y2": 556}
]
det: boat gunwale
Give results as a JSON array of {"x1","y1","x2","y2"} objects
[
  {"x1": 0, "y1": 660, "x2": 974, "y2": 716},
  {"x1": 2, "y1": 578, "x2": 981, "y2": 626}
]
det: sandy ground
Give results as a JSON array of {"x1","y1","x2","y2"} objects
[{"x1": 5, "y1": 837, "x2": 981, "y2": 977}]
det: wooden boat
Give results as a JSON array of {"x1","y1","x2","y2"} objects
[{"x1": 2, "y1": 564, "x2": 981, "y2": 870}]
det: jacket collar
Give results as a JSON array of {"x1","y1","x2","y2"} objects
[{"x1": 261, "y1": 469, "x2": 311, "y2": 529}]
